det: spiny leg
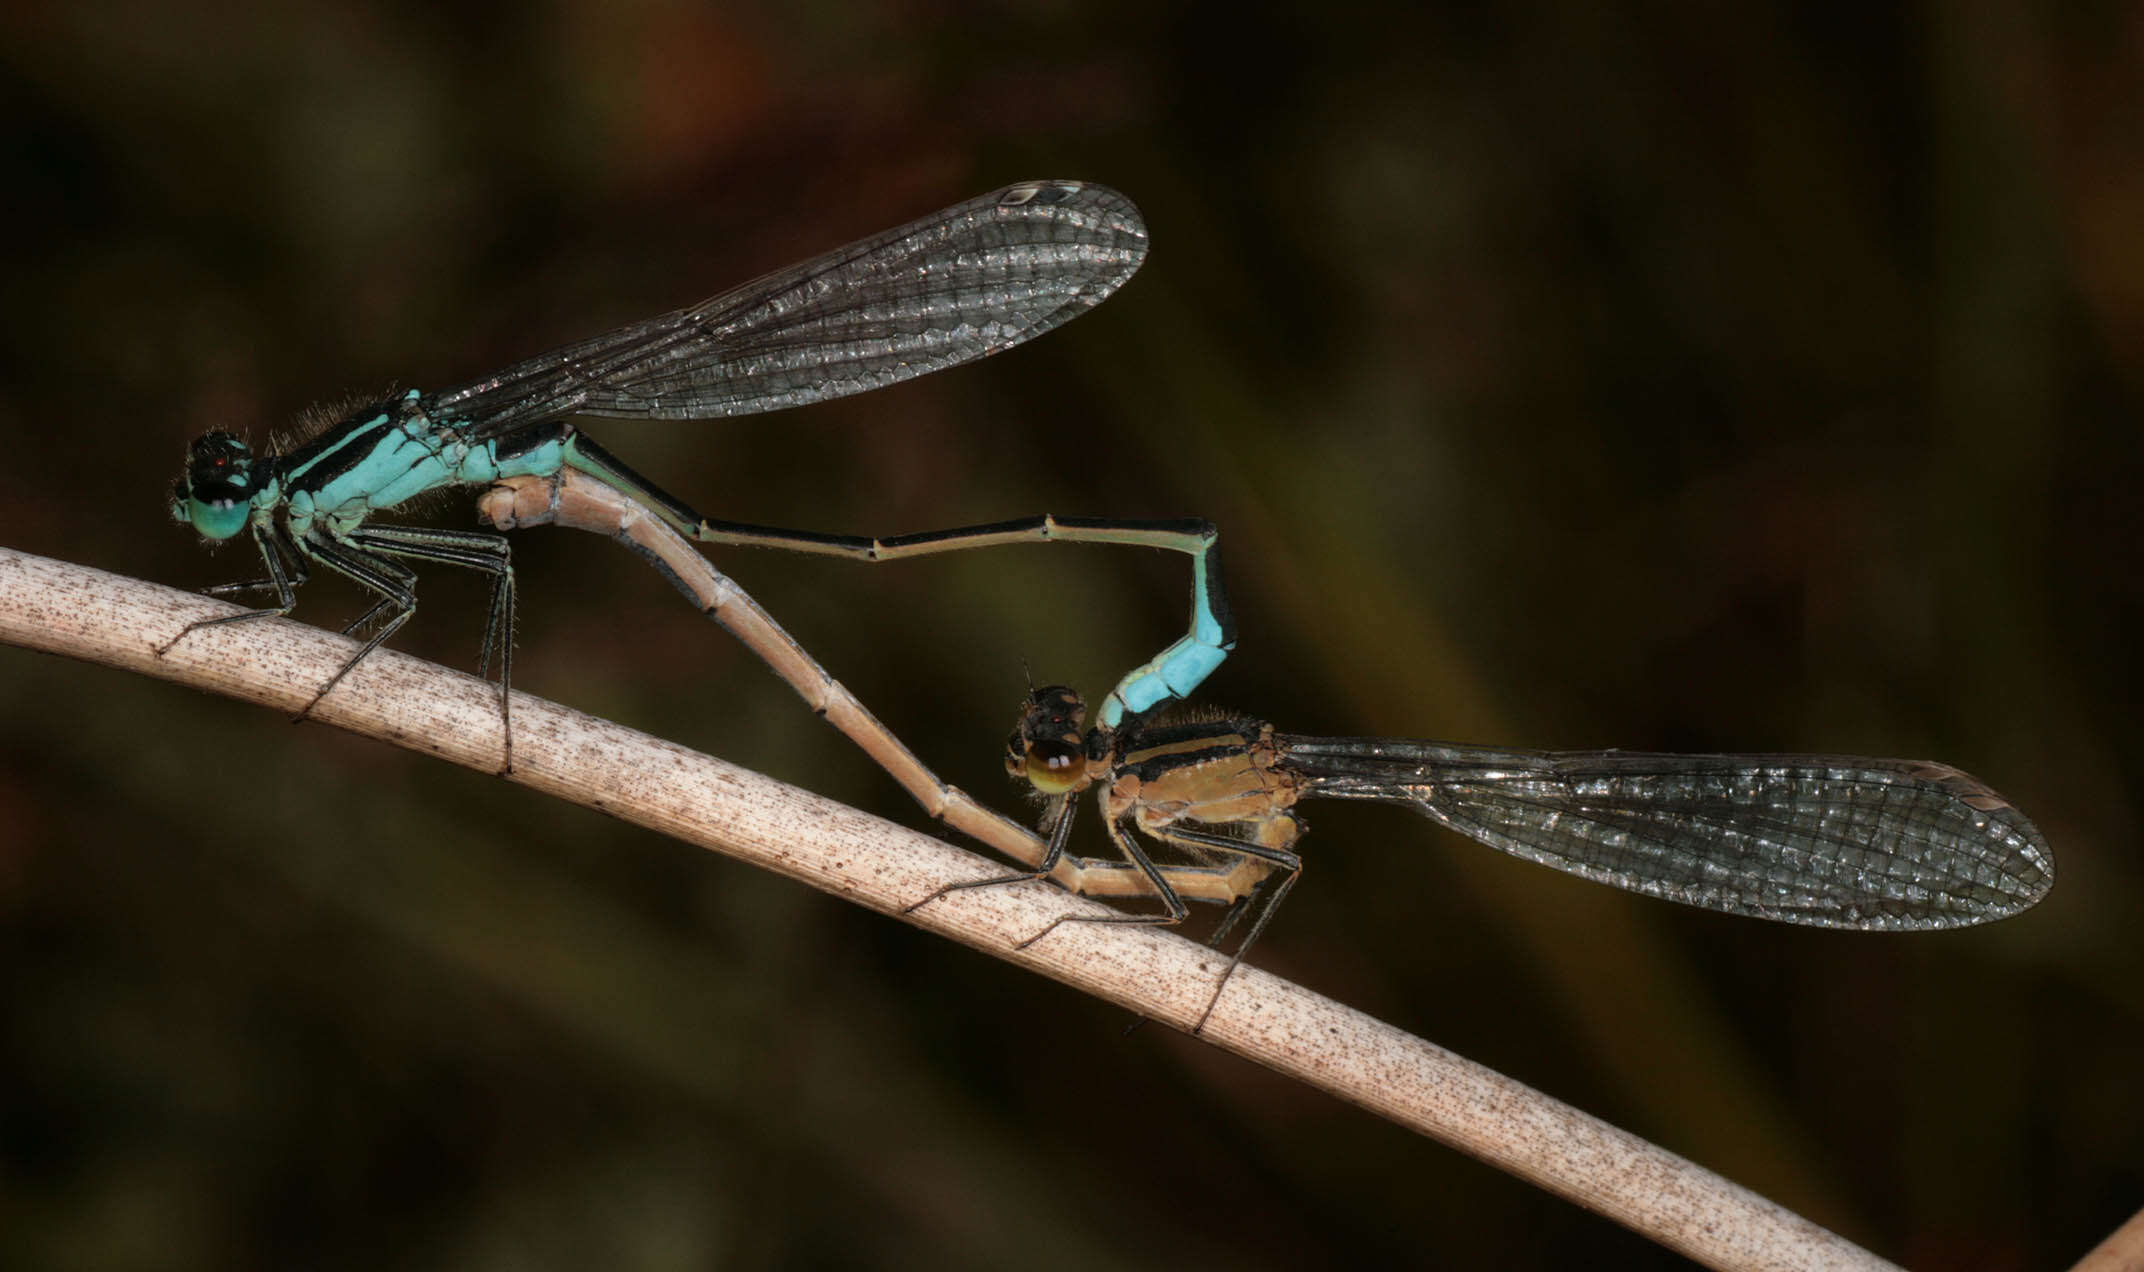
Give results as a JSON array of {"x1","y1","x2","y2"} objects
[
  {"x1": 345, "y1": 523, "x2": 517, "y2": 774},
  {"x1": 1014, "y1": 808, "x2": 1192, "y2": 950},
  {"x1": 295, "y1": 532, "x2": 423, "y2": 722},
  {"x1": 902, "y1": 793, "x2": 1079, "y2": 915},
  {"x1": 197, "y1": 520, "x2": 313, "y2": 600},
  {"x1": 1151, "y1": 821, "x2": 1303, "y2": 1032},
  {"x1": 155, "y1": 521, "x2": 306, "y2": 655},
  {"x1": 1165, "y1": 821, "x2": 1302, "y2": 955},
  {"x1": 160, "y1": 520, "x2": 503, "y2": 767}
]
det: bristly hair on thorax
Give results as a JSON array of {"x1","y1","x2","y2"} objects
[
  {"x1": 270, "y1": 388, "x2": 406, "y2": 456},
  {"x1": 1136, "y1": 698, "x2": 1251, "y2": 731}
]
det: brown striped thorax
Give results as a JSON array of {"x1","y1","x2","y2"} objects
[{"x1": 1008, "y1": 686, "x2": 1308, "y2": 862}]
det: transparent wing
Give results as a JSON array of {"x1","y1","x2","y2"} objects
[
  {"x1": 1277, "y1": 737, "x2": 2053, "y2": 928},
  {"x1": 427, "y1": 181, "x2": 1148, "y2": 437}
]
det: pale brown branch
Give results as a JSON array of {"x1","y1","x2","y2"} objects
[
  {"x1": 2071, "y1": 1203, "x2": 2144, "y2": 1272},
  {"x1": 0, "y1": 546, "x2": 1894, "y2": 1272}
]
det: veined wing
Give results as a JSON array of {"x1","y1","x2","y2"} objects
[
  {"x1": 429, "y1": 180, "x2": 1148, "y2": 437},
  {"x1": 1277, "y1": 737, "x2": 2053, "y2": 928}
]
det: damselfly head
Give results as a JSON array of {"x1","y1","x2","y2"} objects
[
  {"x1": 171, "y1": 431, "x2": 260, "y2": 541},
  {"x1": 1007, "y1": 685, "x2": 1092, "y2": 796}
]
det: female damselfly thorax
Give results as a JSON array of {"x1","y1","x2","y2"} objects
[
  {"x1": 161, "y1": 182, "x2": 1235, "y2": 773},
  {"x1": 972, "y1": 685, "x2": 2054, "y2": 1030}
]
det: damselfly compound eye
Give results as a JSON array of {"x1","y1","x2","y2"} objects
[{"x1": 1024, "y1": 738, "x2": 1088, "y2": 795}]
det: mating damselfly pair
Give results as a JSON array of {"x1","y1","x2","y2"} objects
[{"x1": 165, "y1": 181, "x2": 2053, "y2": 1025}]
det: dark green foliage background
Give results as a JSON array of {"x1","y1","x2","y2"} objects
[{"x1": 2, "y1": 2, "x2": 2138, "y2": 1266}]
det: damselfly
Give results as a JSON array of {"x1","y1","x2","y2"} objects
[
  {"x1": 957, "y1": 685, "x2": 2054, "y2": 1027},
  {"x1": 164, "y1": 182, "x2": 1233, "y2": 769}
]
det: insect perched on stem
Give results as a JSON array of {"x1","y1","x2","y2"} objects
[
  {"x1": 164, "y1": 183, "x2": 1231, "y2": 771},
  {"x1": 940, "y1": 685, "x2": 2054, "y2": 1030}
]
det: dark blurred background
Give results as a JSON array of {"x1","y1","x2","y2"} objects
[{"x1": 3, "y1": 1, "x2": 2139, "y2": 1267}]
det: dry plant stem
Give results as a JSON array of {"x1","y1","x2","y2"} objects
[
  {"x1": 1, "y1": 546, "x2": 1894, "y2": 1272},
  {"x1": 2073, "y1": 1203, "x2": 2144, "y2": 1272}
]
